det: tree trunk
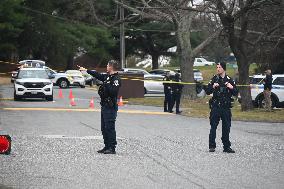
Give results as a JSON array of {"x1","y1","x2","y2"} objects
[
  {"x1": 220, "y1": 14, "x2": 254, "y2": 111},
  {"x1": 151, "y1": 53, "x2": 159, "y2": 70},
  {"x1": 176, "y1": 13, "x2": 196, "y2": 99},
  {"x1": 229, "y1": 35, "x2": 254, "y2": 111},
  {"x1": 235, "y1": 55, "x2": 254, "y2": 111}
]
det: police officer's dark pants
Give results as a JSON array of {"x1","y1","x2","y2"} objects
[
  {"x1": 209, "y1": 107, "x2": 231, "y2": 149},
  {"x1": 101, "y1": 106, "x2": 117, "y2": 149},
  {"x1": 164, "y1": 92, "x2": 172, "y2": 112},
  {"x1": 172, "y1": 92, "x2": 181, "y2": 112}
]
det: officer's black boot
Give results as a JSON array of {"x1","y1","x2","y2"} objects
[
  {"x1": 104, "y1": 147, "x2": 116, "y2": 154},
  {"x1": 97, "y1": 147, "x2": 107, "y2": 153},
  {"x1": 223, "y1": 147, "x2": 235, "y2": 153}
]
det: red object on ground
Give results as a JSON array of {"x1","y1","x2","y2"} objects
[
  {"x1": 58, "y1": 88, "x2": 64, "y2": 98},
  {"x1": 89, "y1": 97, "x2": 94, "y2": 109},
  {"x1": 70, "y1": 97, "x2": 76, "y2": 106},
  {"x1": 118, "y1": 96, "x2": 124, "y2": 106},
  {"x1": 69, "y1": 89, "x2": 74, "y2": 99},
  {"x1": 0, "y1": 135, "x2": 11, "y2": 155}
]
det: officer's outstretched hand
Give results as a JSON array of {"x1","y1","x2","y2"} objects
[
  {"x1": 213, "y1": 83, "x2": 219, "y2": 89},
  {"x1": 225, "y1": 82, "x2": 233, "y2": 89},
  {"x1": 77, "y1": 65, "x2": 87, "y2": 71}
]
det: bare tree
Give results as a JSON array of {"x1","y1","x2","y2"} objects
[
  {"x1": 206, "y1": 0, "x2": 283, "y2": 111},
  {"x1": 114, "y1": 0, "x2": 221, "y2": 99}
]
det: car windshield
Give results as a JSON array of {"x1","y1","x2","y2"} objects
[{"x1": 18, "y1": 70, "x2": 49, "y2": 79}]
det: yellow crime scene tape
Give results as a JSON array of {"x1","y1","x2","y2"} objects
[
  {"x1": 0, "y1": 59, "x2": 259, "y2": 87},
  {"x1": 0, "y1": 60, "x2": 20, "y2": 75},
  {"x1": 121, "y1": 77, "x2": 258, "y2": 87},
  {"x1": 0, "y1": 60, "x2": 19, "y2": 65}
]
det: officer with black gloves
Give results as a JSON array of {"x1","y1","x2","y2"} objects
[
  {"x1": 171, "y1": 73, "x2": 183, "y2": 114},
  {"x1": 79, "y1": 60, "x2": 121, "y2": 154},
  {"x1": 206, "y1": 62, "x2": 238, "y2": 153},
  {"x1": 163, "y1": 72, "x2": 173, "y2": 112}
]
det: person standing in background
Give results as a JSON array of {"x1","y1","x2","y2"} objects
[
  {"x1": 171, "y1": 73, "x2": 183, "y2": 114},
  {"x1": 263, "y1": 69, "x2": 273, "y2": 111},
  {"x1": 163, "y1": 72, "x2": 173, "y2": 113}
]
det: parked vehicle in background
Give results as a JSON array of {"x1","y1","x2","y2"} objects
[
  {"x1": 144, "y1": 73, "x2": 206, "y2": 97},
  {"x1": 193, "y1": 58, "x2": 215, "y2": 66},
  {"x1": 16, "y1": 60, "x2": 71, "y2": 89},
  {"x1": 121, "y1": 68, "x2": 150, "y2": 75},
  {"x1": 44, "y1": 67, "x2": 71, "y2": 88},
  {"x1": 174, "y1": 69, "x2": 204, "y2": 81},
  {"x1": 239, "y1": 74, "x2": 284, "y2": 108},
  {"x1": 14, "y1": 67, "x2": 54, "y2": 101},
  {"x1": 65, "y1": 70, "x2": 86, "y2": 88},
  {"x1": 149, "y1": 69, "x2": 176, "y2": 76},
  {"x1": 144, "y1": 74, "x2": 165, "y2": 94}
]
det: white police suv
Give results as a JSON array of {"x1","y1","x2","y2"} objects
[{"x1": 14, "y1": 67, "x2": 54, "y2": 101}]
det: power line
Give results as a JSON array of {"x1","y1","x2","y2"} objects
[{"x1": 20, "y1": 6, "x2": 180, "y2": 33}]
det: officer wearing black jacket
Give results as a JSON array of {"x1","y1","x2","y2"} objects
[
  {"x1": 171, "y1": 73, "x2": 183, "y2": 114},
  {"x1": 163, "y1": 73, "x2": 173, "y2": 112},
  {"x1": 263, "y1": 69, "x2": 273, "y2": 111},
  {"x1": 79, "y1": 60, "x2": 121, "y2": 154},
  {"x1": 206, "y1": 62, "x2": 238, "y2": 153}
]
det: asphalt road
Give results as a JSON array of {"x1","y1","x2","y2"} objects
[{"x1": 0, "y1": 84, "x2": 283, "y2": 189}]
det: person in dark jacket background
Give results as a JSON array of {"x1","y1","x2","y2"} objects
[
  {"x1": 170, "y1": 73, "x2": 183, "y2": 114},
  {"x1": 263, "y1": 69, "x2": 273, "y2": 111},
  {"x1": 206, "y1": 62, "x2": 238, "y2": 153},
  {"x1": 79, "y1": 60, "x2": 121, "y2": 154},
  {"x1": 163, "y1": 72, "x2": 173, "y2": 112}
]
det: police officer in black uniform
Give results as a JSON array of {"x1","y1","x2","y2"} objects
[
  {"x1": 163, "y1": 72, "x2": 173, "y2": 112},
  {"x1": 79, "y1": 60, "x2": 121, "y2": 154},
  {"x1": 171, "y1": 73, "x2": 183, "y2": 114},
  {"x1": 206, "y1": 62, "x2": 238, "y2": 153}
]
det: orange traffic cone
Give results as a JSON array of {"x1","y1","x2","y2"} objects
[
  {"x1": 69, "y1": 89, "x2": 74, "y2": 99},
  {"x1": 70, "y1": 97, "x2": 76, "y2": 106},
  {"x1": 118, "y1": 96, "x2": 124, "y2": 106},
  {"x1": 89, "y1": 97, "x2": 94, "y2": 109},
  {"x1": 58, "y1": 89, "x2": 63, "y2": 98}
]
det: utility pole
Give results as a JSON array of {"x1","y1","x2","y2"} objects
[{"x1": 120, "y1": 4, "x2": 125, "y2": 69}]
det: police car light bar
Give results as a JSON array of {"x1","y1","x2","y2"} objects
[
  {"x1": 19, "y1": 60, "x2": 46, "y2": 68},
  {"x1": 0, "y1": 135, "x2": 11, "y2": 155}
]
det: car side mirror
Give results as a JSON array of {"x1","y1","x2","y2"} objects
[{"x1": 49, "y1": 75, "x2": 55, "y2": 79}]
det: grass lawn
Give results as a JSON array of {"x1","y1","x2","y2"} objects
[{"x1": 128, "y1": 97, "x2": 284, "y2": 123}]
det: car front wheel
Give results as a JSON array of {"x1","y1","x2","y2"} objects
[
  {"x1": 58, "y1": 79, "x2": 69, "y2": 88},
  {"x1": 256, "y1": 93, "x2": 278, "y2": 108}
]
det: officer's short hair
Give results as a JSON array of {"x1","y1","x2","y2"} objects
[
  {"x1": 107, "y1": 60, "x2": 119, "y2": 70},
  {"x1": 218, "y1": 62, "x2": 226, "y2": 71}
]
